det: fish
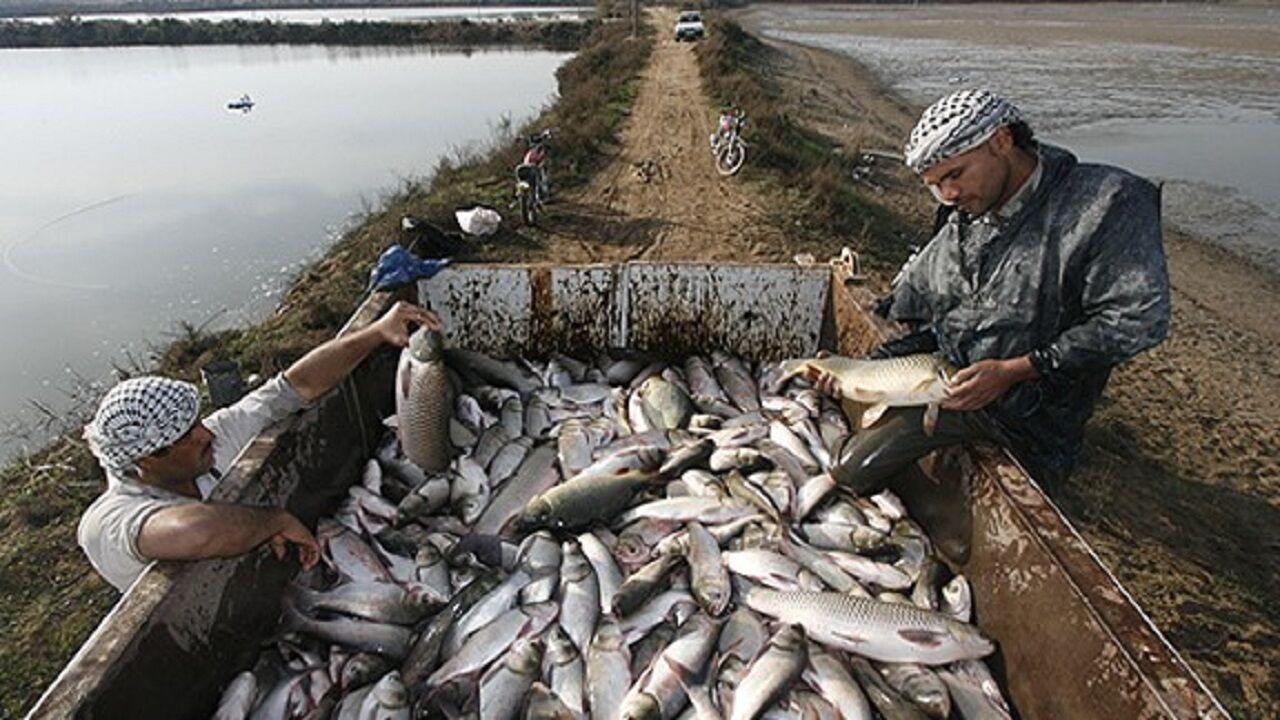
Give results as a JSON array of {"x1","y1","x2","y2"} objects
[
  {"x1": 396, "y1": 328, "x2": 455, "y2": 472},
  {"x1": 447, "y1": 348, "x2": 541, "y2": 398},
  {"x1": 880, "y1": 664, "x2": 951, "y2": 720},
  {"x1": 519, "y1": 447, "x2": 665, "y2": 531},
  {"x1": 478, "y1": 636, "x2": 543, "y2": 720},
  {"x1": 289, "y1": 581, "x2": 435, "y2": 626},
  {"x1": 728, "y1": 624, "x2": 807, "y2": 720},
  {"x1": 803, "y1": 647, "x2": 873, "y2": 720},
  {"x1": 472, "y1": 443, "x2": 560, "y2": 535},
  {"x1": 936, "y1": 660, "x2": 1013, "y2": 720},
  {"x1": 847, "y1": 656, "x2": 930, "y2": 720},
  {"x1": 282, "y1": 600, "x2": 413, "y2": 660},
  {"x1": 211, "y1": 670, "x2": 257, "y2": 720},
  {"x1": 685, "y1": 521, "x2": 731, "y2": 617},
  {"x1": 587, "y1": 618, "x2": 633, "y2": 720},
  {"x1": 775, "y1": 354, "x2": 955, "y2": 434},
  {"x1": 742, "y1": 588, "x2": 995, "y2": 665}
]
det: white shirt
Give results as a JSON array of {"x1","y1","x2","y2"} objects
[{"x1": 78, "y1": 374, "x2": 307, "y2": 592}]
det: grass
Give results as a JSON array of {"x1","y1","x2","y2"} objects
[{"x1": 0, "y1": 20, "x2": 650, "y2": 718}]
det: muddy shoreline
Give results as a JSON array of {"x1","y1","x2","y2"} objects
[{"x1": 739, "y1": 11, "x2": 1280, "y2": 718}]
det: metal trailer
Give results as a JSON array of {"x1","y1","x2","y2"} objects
[{"x1": 28, "y1": 262, "x2": 1228, "y2": 719}]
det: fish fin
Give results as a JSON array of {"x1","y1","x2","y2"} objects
[
  {"x1": 898, "y1": 628, "x2": 946, "y2": 647},
  {"x1": 923, "y1": 403, "x2": 940, "y2": 437},
  {"x1": 830, "y1": 628, "x2": 867, "y2": 645},
  {"x1": 841, "y1": 399, "x2": 869, "y2": 431},
  {"x1": 860, "y1": 403, "x2": 890, "y2": 429}
]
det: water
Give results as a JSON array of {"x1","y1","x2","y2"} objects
[
  {"x1": 0, "y1": 43, "x2": 568, "y2": 459},
  {"x1": 745, "y1": 3, "x2": 1280, "y2": 270},
  {"x1": 9, "y1": 5, "x2": 592, "y2": 24}
]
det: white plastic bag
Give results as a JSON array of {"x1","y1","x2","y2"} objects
[{"x1": 455, "y1": 206, "x2": 502, "y2": 237}]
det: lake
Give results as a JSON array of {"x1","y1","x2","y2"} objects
[
  {"x1": 0, "y1": 43, "x2": 568, "y2": 459},
  {"x1": 8, "y1": 5, "x2": 592, "y2": 24}
]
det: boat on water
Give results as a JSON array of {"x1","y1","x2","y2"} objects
[{"x1": 226, "y1": 93, "x2": 254, "y2": 112}]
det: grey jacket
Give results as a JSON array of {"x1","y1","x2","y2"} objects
[{"x1": 878, "y1": 143, "x2": 1170, "y2": 479}]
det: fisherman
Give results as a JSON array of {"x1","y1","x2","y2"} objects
[
  {"x1": 78, "y1": 301, "x2": 441, "y2": 592},
  {"x1": 821, "y1": 88, "x2": 1170, "y2": 497}
]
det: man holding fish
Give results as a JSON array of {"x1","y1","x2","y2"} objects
[
  {"x1": 78, "y1": 301, "x2": 441, "y2": 592},
  {"x1": 807, "y1": 89, "x2": 1170, "y2": 495}
]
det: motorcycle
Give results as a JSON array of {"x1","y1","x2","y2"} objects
[
  {"x1": 515, "y1": 129, "x2": 553, "y2": 226},
  {"x1": 709, "y1": 107, "x2": 747, "y2": 176}
]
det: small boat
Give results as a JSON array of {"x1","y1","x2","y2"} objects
[{"x1": 227, "y1": 94, "x2": 254, "y2": 112}]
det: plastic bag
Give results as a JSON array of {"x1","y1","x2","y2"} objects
[
  {"x1": 367, "y1": 245, "x2": 450, "y2": 292},
  {"x1": 455, "y1": 206, "x2": 502, "y2": 236}
]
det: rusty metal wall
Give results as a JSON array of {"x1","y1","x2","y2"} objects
[{"x1": 420, "y1": 262, "x2": 830, "y2": 361}]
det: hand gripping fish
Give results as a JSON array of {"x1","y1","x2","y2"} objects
[
  {"x1": 395, "y1": 327, "x2": 455, "y2": 472},
  {"x1": 776, "y1": 353, "x2": 955, "y2": 435}
]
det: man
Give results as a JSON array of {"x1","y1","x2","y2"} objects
[
  {"x1": 825, "y1": 88, "x2": 1170, "y2": 494},
  {"x1": 79, "y1": 301, "x2": 441, "y2": 592}
]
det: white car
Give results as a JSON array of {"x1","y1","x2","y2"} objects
[{"x1": 674, "y1": 11, "x2": 705, "y2": 42}]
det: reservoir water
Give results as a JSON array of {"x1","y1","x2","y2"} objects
[
  {"x1": 0, "y1": 43, "x2": 568, "y2": 458},
  {"x1": 743, "y1": 3, "x2": 1280, "y2": 271},
  {"x1": 11, "y1": 5, "x2": 592, "y2": 24}
]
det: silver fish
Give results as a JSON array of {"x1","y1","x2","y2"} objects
[
  {"x1": 936, "y1": 660, "x2": 1013, "y2": 720},
  {"x1": 282, "y1": 601, "x2": 412, "y2": 660},
  {"x1": 396, "y1": 328, "x2": 454, "y2": 472},
  {"x1": 587, "y1": 618, "x2": 633, "y2": 720},
  {"x1": 559, "y1": 541, "x2": 601, "y2": 655},
  {"x1": 289, "y1": 581, "x2": 434, "y2": 626},
  {"x1": 729, "y1": 624, "x2": 807, "y2": 720},
  {"x1": 448, "y1": 348, "x2": 541, "y2": 397},
  {"x1": 357, "y1": 671, "x2": 409, "y2": 720},
  {"x1": 880, "y1": 664, "x2": 951, "y2": 720},
  {"x1": 426, "y1": 601, "x2": 558, "y2": 689},
  {"x1": 685, "y1": 521, "x2": 731, "y2": 617},
  {"x1": 743, "y1": 589, "x2": 994, "y2": 665},
  {"x1": 478, "y1": 637, "x2": 543, "y2": 720},
  {"x1": 940, "y1": 574, "x2": 973, "y2": 623},
  {"x1": 546, "y1": 626, "x2": 587, "y2": 716},
  {"x1": 775, "y1": 354, "x2": 954, "y2": 435},
  {"x1": 473, "y1": 443, "x2": 559, "y2": 536},
  {"x1": 803, "y1": 647, "x2": 873, "y2": 720},
  {"x1": 577, "y1": 531, "x2": 624, "y2": 614},
  {"x1": 211, "y1": 670, "x2": 256, "y2": 720}
]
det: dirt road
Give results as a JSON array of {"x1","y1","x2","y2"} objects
[{"x1": 539, "y1": 8, "x2": 786, "y2": 264}]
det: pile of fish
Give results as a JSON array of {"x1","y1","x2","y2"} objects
[{"x1": 212, "y1": 332, "x2": 1013, "y2": 720}]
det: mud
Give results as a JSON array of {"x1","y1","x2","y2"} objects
[{"x1": 737, "y1": 7, "x2": 1280, "y2": 717}]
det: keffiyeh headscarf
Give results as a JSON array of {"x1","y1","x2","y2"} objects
[
  {"x1": 84, "y1": 376, "x2": 201, "y2": 475},
  {"x1": 904, "y1": 88, "x2": 1025, "y2": 173}
]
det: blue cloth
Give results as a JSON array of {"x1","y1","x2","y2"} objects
[{"x1": 367, "y1": 246, "x2": 449, "y2": 292}]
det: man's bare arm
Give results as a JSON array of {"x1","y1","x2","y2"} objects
[
  {"x1": 283, "y1": 301, "x2": 441, "y2": 403},
  {"x1": 136, "y1": 503, "x2": 319, "y2": 569}
]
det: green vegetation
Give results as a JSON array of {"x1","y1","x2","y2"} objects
[
  {"x1": 0, "y1": 16, "x2": 591, "y2": 49},
  {"x1": 0, "y1": 19, "x2": 649, "y2": 717},
  {"x1": 695, "y1": 18, "x2": 915, "y2": 270}
]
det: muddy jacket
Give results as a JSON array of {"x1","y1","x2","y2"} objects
[{"x1": 877, "y1": 143, "x2": 1170, "y2": 480}]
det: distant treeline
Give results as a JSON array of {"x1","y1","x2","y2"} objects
[
  {"x1": 0, "y1": 16, "x2": 592, "y2": 49},
  {"x1": 0, "y1": 0, "x2": 588, "y2": 19}
]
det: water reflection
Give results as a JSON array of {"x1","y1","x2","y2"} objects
[{"x1": 0, "y1": 44, "x2": 567, "y2": 458}]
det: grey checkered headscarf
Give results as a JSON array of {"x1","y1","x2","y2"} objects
[
  {"x1": 904, "y1": 88, "x2": 1024, "y2": 173},
  {"x1": 84, "y1": 377, "x2": 201, "y2": 475}
]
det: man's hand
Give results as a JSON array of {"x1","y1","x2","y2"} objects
[
  {"x1": 373, "y1": 301, "x2": 442, "y2": 348},
  {"x1": 805, "y1": 366, "x2": 843, "y2": 400},
  {"x1": 267, "y1": 511, "x2": 320, "y2": 570},
  {"x1": 943, "y1": 356, "x2": 1039, "y2": 411}
]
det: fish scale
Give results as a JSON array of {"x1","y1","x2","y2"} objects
[{"x1": 396, "y1": 328, "x2": 455, "y2": 472}]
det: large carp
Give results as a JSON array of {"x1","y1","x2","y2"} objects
[
  {"x1": 395, "y1": 327, "x2": 454, "y2": 472},
  {"x1": 776, "y1": 353, "x2": 955, "y2": 434}
]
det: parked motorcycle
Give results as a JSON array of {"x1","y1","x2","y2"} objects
[
  {"x1": 515, "y1": 129, "x2": 553, "y2": 226},
  {"x1": 709, "y1": 107, "x2": 747, "y2": 176}
]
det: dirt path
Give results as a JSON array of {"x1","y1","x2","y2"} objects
[
  {"x1": 743, "y1": 19, "x2": 1280, "y2": 718},
  {"x1": 539, "y1": 8, "x2": 785, "y2": 263}
]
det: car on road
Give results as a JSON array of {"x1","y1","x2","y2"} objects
[{"x1": 674, "y1": 10, "x2": 705, "y2": 42}]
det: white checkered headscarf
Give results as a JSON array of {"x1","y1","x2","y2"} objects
[
  {"x1": 905, "y1": 88, "x2": 1024, "y2": 173},
  {"x1": 84, "y1": 377, "x2": 201, "y2": 475}
]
